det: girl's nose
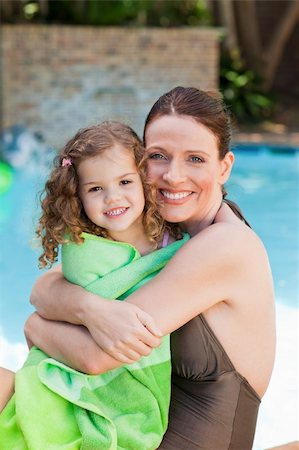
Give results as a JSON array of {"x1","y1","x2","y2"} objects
[
  {"x1": 104, "y1": 188, "x2": 121, "y2": 205},
  {"x1": 162, "y1": 162, "x2": 186, "y2": 185}
]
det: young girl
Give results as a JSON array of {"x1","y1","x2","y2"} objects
[{"x1": 0, "y1": 121, "x2": 188, "y2": 450}]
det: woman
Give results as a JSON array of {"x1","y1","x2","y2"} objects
[{"x1": 28, "y1": 87, "x2": 275, "y2": 449}]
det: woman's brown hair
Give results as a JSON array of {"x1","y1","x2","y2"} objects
[
  {"x1": 37, "y1": 121, "x2": 181, "y2": 268},
  {"x1": 143, "y1": 86, "x2": 250, "y2": 227}
]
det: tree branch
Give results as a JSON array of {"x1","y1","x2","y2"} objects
[{"x1": 262, "y1": 1, "x2": 299, "y2": 91}]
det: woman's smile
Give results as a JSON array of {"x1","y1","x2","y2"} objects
[
  {"x1": 159, "y1": 189, "x2": 194, "y2": 204},
  {"x1": 145, "y1": 115, "x2": 233, "y2": 230}
]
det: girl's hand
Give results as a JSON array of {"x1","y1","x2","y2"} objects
[{"x1": 82, "y1": 299, "x2": 163, "y2": 364}]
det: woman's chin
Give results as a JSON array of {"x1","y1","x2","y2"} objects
[{"x1": 160, "y1": 208, "x2": 191, "y2": 224}]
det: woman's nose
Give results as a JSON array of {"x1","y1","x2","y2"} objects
[{"x1": 162, "y1": 162, "x2": 186, "y2": 185}]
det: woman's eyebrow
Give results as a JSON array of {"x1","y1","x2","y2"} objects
[
  {"x1": 146, "y1": 146, "x2": 210, "y2": 158},
  {"x1": 185, "y1": 150, "x2": 211, "y2": 157},
  {"x1": 146, "y1": 146, "x2": 166, "y2": 152}
]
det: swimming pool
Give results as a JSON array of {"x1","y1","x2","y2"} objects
[{"x1": 0, "y1": 145, "x2": 298, "y2": 448}]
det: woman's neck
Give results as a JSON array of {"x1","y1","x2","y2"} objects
[{"x1": 182, "y1": 196, "x2": 223, "y2": 237}]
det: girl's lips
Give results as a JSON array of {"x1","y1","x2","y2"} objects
[
  {"x1": 104, "y1": 207, "x2": 129, "y2": 218},
  {"x1": 159, "y1": 189, "x2": 193, "y2": 205}
]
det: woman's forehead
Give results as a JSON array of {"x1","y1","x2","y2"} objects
[{"x1": 145, "y1": 115, "x2": 218, "y2": 150}]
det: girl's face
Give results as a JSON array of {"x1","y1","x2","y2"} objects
[
  {"x1": 144, "y1": 115, "x2": 234, "y2": 234},
  {"x1": 78, "y1": 145, "x2": 145, "y2": 243}
]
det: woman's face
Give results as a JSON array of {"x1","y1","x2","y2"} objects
[{"x1": 144, "y1": 115, "x2": 234, "y2": 232}]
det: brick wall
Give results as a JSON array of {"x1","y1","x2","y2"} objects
[{"x1": 1, "y1": 25, "x2": 220, "y2": 148}]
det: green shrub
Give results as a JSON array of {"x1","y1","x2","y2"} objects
[{"x1": 220, "y1": 53, "x2": 274, "y2": 124}]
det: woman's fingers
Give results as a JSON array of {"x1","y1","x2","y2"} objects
[
  {"x1": 112, "y1": 344, "x2": 152, "y2": 364},
  {"x1": 101, "y1": 332, "x2": 158, "y2": 362},
  {"x1": 135, "y1": 323, "x2": 162, "y2": 349},
  {"x1": 136, "y1": 309, "x2": 163, "y2": 339},
  {"x1": 120, "y1": 338, "x2": 154, "y2": 358},
  {"x1": 85, "y1": 300, "x2": 162, "y2": 361}
]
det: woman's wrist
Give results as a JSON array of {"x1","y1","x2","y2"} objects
[{"x1": 77, "y1": 292, "x2": 110, "y2": 328}]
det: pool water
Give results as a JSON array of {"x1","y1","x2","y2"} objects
[
  {"x1": 0, "y1": 146, "x2": 298, "y2": 448},
  {"x1": 229, "y1": 147, "x2": 298, "y2": 308}
]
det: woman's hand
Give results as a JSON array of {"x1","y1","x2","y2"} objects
[
  {"x1": 24, "y1": 313, "x2": 125, "y2": 375},
  {"x1": 30, "y1": 268, "x2": 163, "y2": 364},
  {"x1": 82, "y1": 298, "x2": 163, "y2": 364}
]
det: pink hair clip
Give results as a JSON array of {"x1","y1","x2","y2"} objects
[{"x1": 62, "y1": 157, "x2": 72, "y2": 167}]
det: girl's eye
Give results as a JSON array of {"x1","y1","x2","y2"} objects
[
  {"x1": 120, "y1": 179, "x2": 132, "y2": 185},
  {"x1": 189, "y1": 155, "x2": 204, "y2": 163},
  {"x1": 148, "y1": 153, "x2": 167, "y2": 160},
  {"x1": 89, "y1": 186, "x2": 102, "y2": 192}
]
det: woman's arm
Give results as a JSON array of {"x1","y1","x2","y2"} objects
[
  {"x1": 79, "y1": 222, "x2": 271, "y2": 364},
  {"x1": 83, "y1": 223, "x2": 252, "y2": 335},
  {"x1": 31, "y1": 269, "x2": 162, "y2": 363},
  {"x1": 24, "y1": 313, "x2": 140, "y2": 374},
  {"x1": 31, "y1": 222, "x2": 266, "y2": 362}
]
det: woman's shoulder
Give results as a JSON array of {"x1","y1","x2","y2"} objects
[
  {"x1": 187, "y1": 205, "x2": 268, "y2": 266},
  {"x1": 215, "y1": 202, "x2": 263, "y2": 244}
]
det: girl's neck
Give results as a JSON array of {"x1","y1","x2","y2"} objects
[{"x1": 108, "y1": 224, "x2": 154, "y2": 256}]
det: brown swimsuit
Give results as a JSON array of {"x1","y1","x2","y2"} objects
[{"x1": 158, "y1": 314, "x2": 261, "y2": 450}]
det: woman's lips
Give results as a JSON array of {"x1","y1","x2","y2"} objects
[{"x1": 159, "y1": 190, "x2": 193, "y2": 204}]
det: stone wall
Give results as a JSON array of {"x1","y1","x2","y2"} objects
[{"x1": 1, "y1": 25, "x2": 220, "y2": 148}]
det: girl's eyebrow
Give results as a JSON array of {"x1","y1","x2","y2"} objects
[
  {"x1": 81, "y1": 172, "x2": 138, "y2": 186},
  {"x1": 81, "y1": 181, "x2": 101, "y2": 186},
  {"x1": 117, "y1": 172, "x2": 138, "y2": 179}
]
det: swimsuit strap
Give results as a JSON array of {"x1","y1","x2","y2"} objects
[{"x1": 161, "y1": 229, "x2": 170, "y2": 248}]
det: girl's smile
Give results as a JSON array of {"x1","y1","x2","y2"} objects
[
  {"x1": 103, "y1": 207, "x2": 129, "y2": 218},
  {"x1": 77, "y1": 144, "x2": 147, "y2": 244}
]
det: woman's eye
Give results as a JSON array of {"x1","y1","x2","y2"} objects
[
  {"x1": 148, "y1": 153, "x2": 167, "y2": 160},
  {"x1": 120, "y1": 179, "x2": 132, "y2": 185},
  {"x1": 189, "y1": 155, "x2": 204, "y2": 163},
  {"x1": 89, "y1": 186, "x2": 102, "y2": 192}
]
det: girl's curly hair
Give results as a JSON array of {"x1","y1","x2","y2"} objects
[{"x1": 37, "y1": 121, "x2": 181, "y2": 268}]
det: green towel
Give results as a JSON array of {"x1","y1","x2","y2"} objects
[{"x1": 0, "y1": 232, "x2": 189, "y2": 450}]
